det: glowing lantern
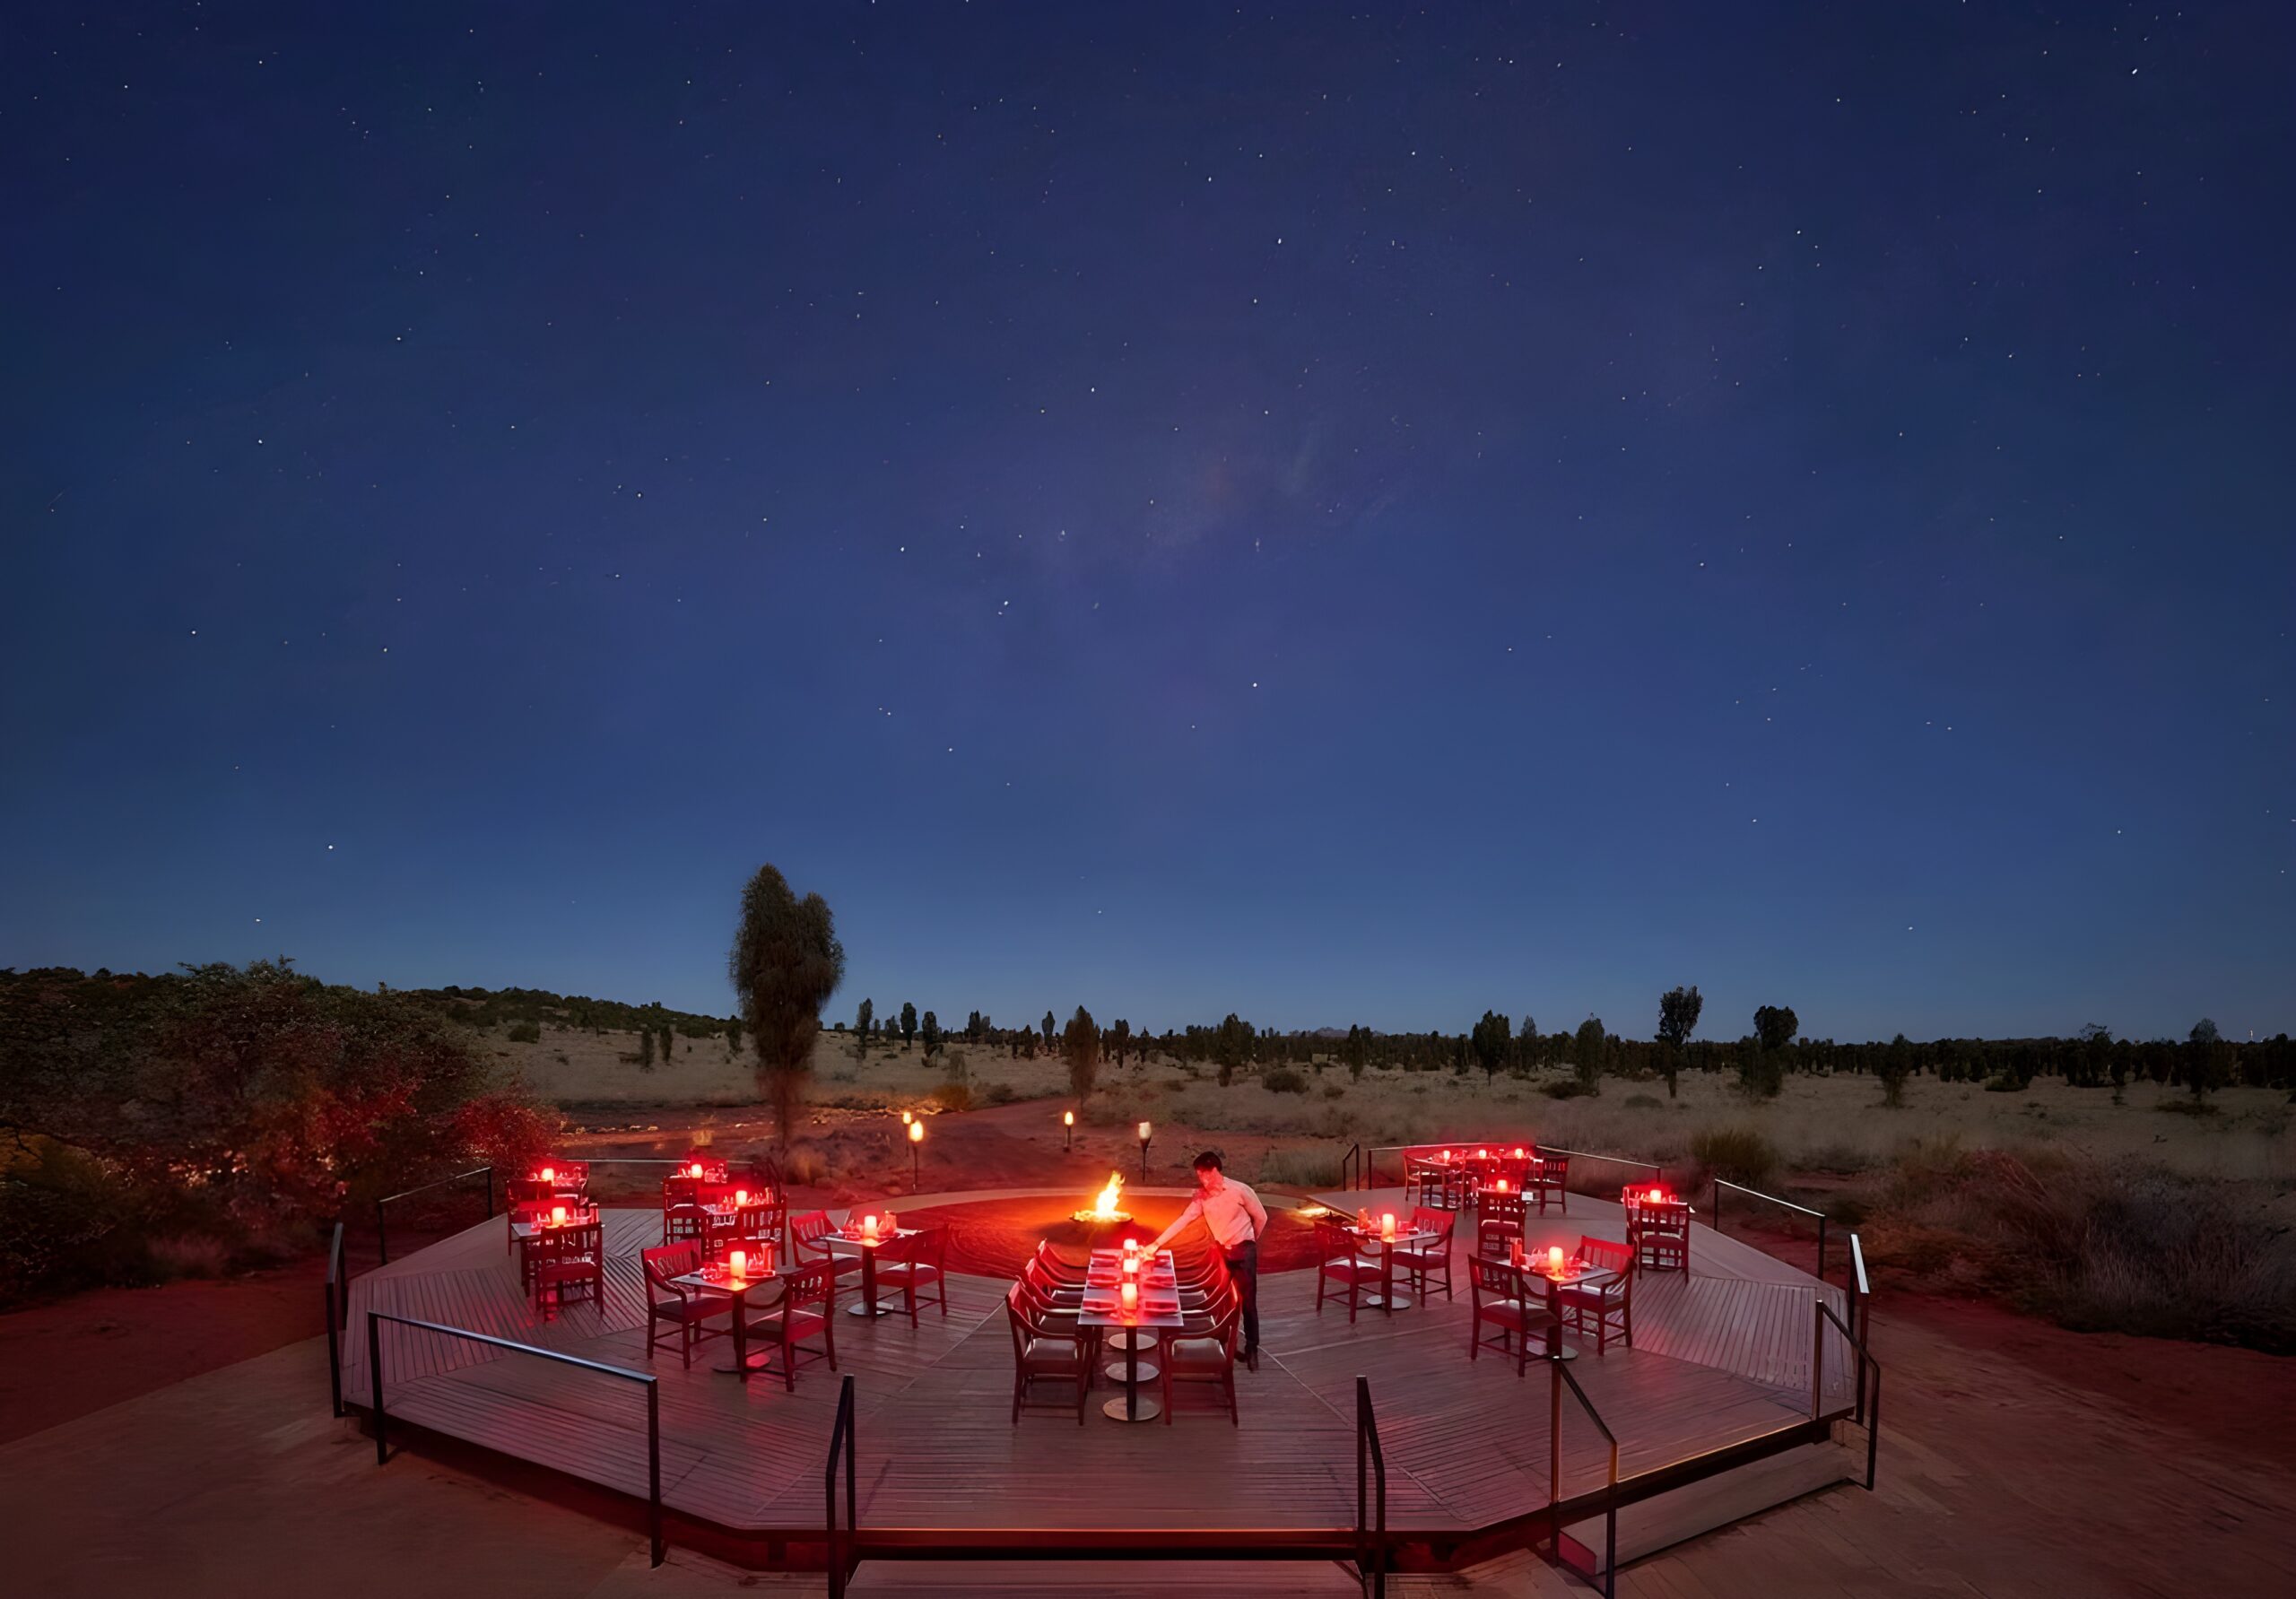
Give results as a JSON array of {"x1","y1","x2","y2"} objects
[
  {"x1": 1119, "y1": 1281, "x2": 1138, "y2": 1313},
  {"x1": 1137, "y1": 1120, "x2": 1152, "y2": 1143},
  {"x1": 1380, "y1": 1212, "x2": 1396, "y2": 1241},
  {"x1": 728, "y1": 1248, "x2": 747, "y2": 1280},
  {"x1": 552, "y1": 1204, "x2": 568, "y2": 1225},
  {"x1": 1478, "y1": 1147, "x2": 1489, "y2": 1160},
  {"x1": 909, "y1": 1120, "x2": 924, "y2": 1144},
  {"x1": 1122, "y1": 1254, "x2": 1139, "y2": 1278},
  {"x1": 1122, "y1": 1236, "x2": 1140, "y2": 1259},
  {"x1": 540, "y1": 1165, "x2": 555, "y2": 1184},
  {"x1": 1493, "y1": 1178, "x2": 1509, "y2": 1194},
  {"x1": 900, "y1": 1108, "x2": 912, "y2": 1124},
  {"x1": 735, "y1": 1187, "x2": 748, "y2": 1206},
  {"x1": 1512, "y1": 1147, "x2": 1526, "y2": 1159},
  {"x1": 689, "y1": 1162, "x2": 703, "y2": 1178},
  {"x1": 1648, "y1": 1186, "x2": 1665, "y2": 1204},
  {"x1": 1548, "y1": 1245, "x2": 1565, "y2": 1272},
  {"x1": 862, "y1": 1214, "x2": 880, "y2": 1241}
]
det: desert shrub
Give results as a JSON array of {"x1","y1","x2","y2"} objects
[
  {"x1": 505, "y1": 1020, "x2": 542, "y2": 1044},
  {"x1": 1543, "y1": 1079, "x2": 1593, "y2": 1101},
  {"x1": 1624, "y1": 1093, "x2": 1662, "y2": 1109},
  {"x1": 1262, "y1": 1067, "x2": 1308, "y2": 1095},
  {"x1": 984, "y1": 1081, "x2": 1018, "y2": 1105},
  {"x1": 1689, "y1": 1124, "x2": 1779, "y2": 1189},
  {"x1": 1257, "y1": 1145, "x2": 1344, "y2": 1187},
  {"x1": 780, "y1": 1145, "x2": 833, "y2": 1186},
  {"x1": 929, "y1": 1081, "x2": 975, "y2": 1113},
  {"x1": 1323, "y1": 1084, "x2": 1346, "y2": 1100},
  {"x1": 147, "y1": 1233, "x2": 234, "y2": 1281},
  {"x1": 1982, "y1": 1073, "x2": 2022, "y2": 1093}
]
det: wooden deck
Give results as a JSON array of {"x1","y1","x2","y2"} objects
[{"x1": 340, "y1": 1201, "x2": 1857, "y2": 1565}]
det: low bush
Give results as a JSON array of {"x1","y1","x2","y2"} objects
[
  {"x1": 1623, "y1": 1093, "x2": 1663, "y2": 1109},
  {"x1": 1257, "y1": 1145, "x2": 1344, "y2": 1187},
  {"x1": 984, "y1": 1082, "x2": 1018, "y2": 1105},
  {"x1": 1262, "y1": 1068, "x2": 1308, "y2": 1095},
  {"x1": 506, "y1": 1020, "x2": 542, "y2": 1044},
  {"x1": 929, "y1": 1081, "x2": 975, "y2": 1113},
  {"x1": 1543, "y1": 1079, "x2": 1594, "y2": 1101},
  {"x1": 780, "y1": 1145, "x2": 833, "y2": 1186},
  {"x1": 1689, "y1": 1124, "x2": 1780, "y2": 1189}
]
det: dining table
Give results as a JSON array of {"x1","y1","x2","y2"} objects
[
  {"x1": 1523, "y1": 1254, "x2": 1617, "y2": 1361},
  {"x1": 673, "y1": 1256, "x2": 784, "y2": 1378},
  {"x1": 819, "y1": 1221, "x2": 919, "y2": 1317},
  {"x1": 1074, "y1": 1247, "x2": 1186, "y2": 1422},
  {"x1": 1347, "y1": 1221, "x2": 1439, "y2": 1311}
]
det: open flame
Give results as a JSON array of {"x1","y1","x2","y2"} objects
[{"x1": 1088, "y1": 1172, "x2": 1125, "y2": 1219}]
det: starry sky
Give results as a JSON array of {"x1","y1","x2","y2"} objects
[{"x1": 4, "y1": 4, "x2": 2290, "y2": 1044}]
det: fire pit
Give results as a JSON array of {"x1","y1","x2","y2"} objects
[{"x1": 1071, "y1": 1172, "x2": 1132, "y2": 1227}]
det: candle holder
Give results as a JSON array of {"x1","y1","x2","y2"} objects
[
  {"x1": 1137, "y1": 1121, "x2": 1152, "y2": 1180},
  {"x1": 1063, "y1": 1108, "x2": 1074, "y2": 1152},
  {"x1": 908, "y1": 1117, "x2": 925, "y2": 1188}
]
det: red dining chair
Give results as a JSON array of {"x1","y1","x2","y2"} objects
[
  {"x1": 1159, "y1": 1297, "x2": 1241, "y2": 1425},
  {"x1": 791, "y1": 1210, "x2": 864, "y2": 1282},
  {"x1": 1396, "y1": 1206, "x2": 1456, "y2": 1301},
  {"x1": 1526, "y1": 1154, "x2": 1570, "y2": 1215},
  {"x1": 1476, "y1": 1190, "x2": 1526, "y2": 1259},
  {"x1": 1559, "y1": 1237, "x2": 1634, "y2": 1354},
  {"x1": 1005, "y1": 1282, "x2": 1094, "y2": 1425},
  {"x1": 1634, "y1": 1199, "x2": 1690, "y2": 1273},
  {"x1": 641, "y1": 1243, "x2": 729, "y2": 1368},
  {"x1": 1315, "y1": 1221, "x2": 1384, "y2": 1322},
  {"x1": 877, "y1": 1226, "x2": 949, "y2": 1325},
  {"x1": 530, "y1": 1221, "x2": 604, "y2": 1317},
  {"x1": 1468, "y1": 1256, "x2": 1554, "y2": 1375},
  {"x1": 739, "y1": 1260, "x2": 839, "y2": 1391},
  {"x1": 664, "y1": 1201, "x2": 709, "y2": 1247}
]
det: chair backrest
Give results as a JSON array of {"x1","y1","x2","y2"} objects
[
  {"x1": 791, "y1": 1209, "x2": 833, "y2": 1249},
  {"x1": 642, "y1": 1243, "x2": 698, "y2": 1303},
  {"x1": 665, "y1": 1203, "x2": 708, "y2": 1241},
  {"x1": 735, "y1": 1201, "x2": 784, "y2": 1240},
  {"x1": 1482, "y1": 1190, "x2": 1525, "y2": 1225},
  {"x1": 1317, "y1": 1220, "x2": 1363, "y2": 1262},
  {"x1": 1578, "y1": 1237, "x2": 1632, "y2": 1277},
  {"x1": 901, "y1": 1225, "x2": 947, "y2": 1271},
  {"x1": 1020, "y1": 1257, "x2": 1071, "y2": 1301},
  {"x1": 777, "y1": 1258, "x2": 834, "y2": 1314},
  {"x1": 1469, "y1": 1255, "x2": 1525, "y2": 1303}
]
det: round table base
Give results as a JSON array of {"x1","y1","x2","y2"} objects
[
  {"x1": 1102, "y1": 1395, "x2": 1163, "y2": 1422},
  {"x1": 1104, "y1": 1329, "x2": 1154, "y2": 1351},
  {"x1": 846, "y1": 1299, "x2": 899, "y2": 1317},
  {"x1": 1547, "y1": 1343, "x2": 1579, "y2": 1361},
  {"x1": 1362, "y1": 1293, "x2": 1414, "y2": 1311},
  {"x1": 1104, "y1": 1359, "x2": 1160, "y2": 1384}
]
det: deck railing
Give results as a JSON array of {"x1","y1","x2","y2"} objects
[
  {"x1": 1549, "y1": 1359, "x2": 1619, "y2": 1598},
  {"x1": 1339, "y1": 1143, "x2": 1365, "y2": 1192},
  {"x1": 363, "y1": 1309, "x2": 665, "y2": 1568},
  {"x1": 1534, "y1": 1145, "x2": 1664, "y2": 1187},
  {"x1": 1712, "y1": 1178, "x2": 1830, "y2": 1283},
  {"x1": 825, "y1": 1374, "x2": 857, "y2": 1597},
  {"x1": 324, "y1": 1221, "x2": 348, "y2": 1416},
  {"x1": 1355, "y1": 1376, "x2": 1387, "y2": 1597},
  {"x1": 1813, "y1": 1299, "x2": 1883, "y2": 1490},
  {"x1": 374, "y1": 1166, "x2": 494, "y2": 1264}
]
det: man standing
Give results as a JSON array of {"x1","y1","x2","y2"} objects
[{"x1": 1146, "y1": 1150, "x2": 1268, "y2": 1366}]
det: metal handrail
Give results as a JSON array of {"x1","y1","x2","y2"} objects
[
  {"x1": 1714, "y1": 1178, "x2": 1830, "y2": 1283},
  {"x1": 324, "y1": 1222, "x2": 346, "y2": 1416},
  {"x1": 1535, "y1": 1144, "x2": 1662, "y2": 1177},
  {"x1": 375, "y1": 1166, "x2": 494, "y2": 1264},
  {"x1": 364, "y1": 1309, "x2": 664, "y2": 1567},
  {"x1": 826, "y1": 1374, "x2": 857, "y2": 1598},
  {"x1": 1355, "y1": 1376, "x2": 1387, "y2": 1597},
  {"x1": 1813, "y1": 1300, "x2": 1883, "y2": 1490},
  {"x1": 1339, "y1": 1143, "x2": 1363, "y2": 1192},
  {"x1": 1550, "y1": 1359, "x2": 1619, "y2": 1599}
]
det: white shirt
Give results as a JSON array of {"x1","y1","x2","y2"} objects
[{"x1": 1150, "y1": 1174, "x2": 1268, "y2": 1254}]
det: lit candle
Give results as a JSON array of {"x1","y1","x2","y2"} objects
[
  {"x1": 901, "y1": 1108, "x2": 912, "y2": 1124},
  {"x1": 1119, "y1": 1281, "x2": 1138, "y2": 1312},
  {"x1": 1648, "y1": 1186, "x2": 1664, "y2": 1203},
  {"x1": 1493, "y1": 1178, "x2": 1508, "y2": 1194},
  {"x1": 1122, "y1": 1255, "x2": 1139, "y2": 1278},
  {"x1": 728, "y1": 1248, "x2": 746, "y2": 1280},
  {"x1": 1380, "y1": 1212, "x2": 1396, "y2": 1240},
  {"x1": 540, "y1": 1165, "x2": 554, "y2": 1184},
  {"x1": 1512, "y1": 1147, "x2": 1526, "y2": 1159},
  {"x1": 862, "y1": 1214, "x2": 879, "y2": 1241},
  {"x1": 689, "y1": 1162, "x2": 702, "y2": 1178},
  {"x1": 1137, "y1": 1120, "x2": 1152, "y2": 1143},
  {"x1": 1478, "y1": 1147, "x2": 1489, "y2": 1160},
  {"x1": 1123, "y1": 1236, "x2": 1140, "y2": 1258},
  {"x1": 552, "y1": 1204, "x2": 568, "y2": 1225},
  {"x1": 1063, "y1": 1109, "x2": 1074, "y2": 1126},
  {"x1": 909, "y1": 1120, "x2": 924, "y2": 1144},
  {"x1": 1548, "y1": 1245, "x2": 1565, "y2": 1272},
  {"x1": 735, "y1": 1187, "x2": 748, "y2": 1206}
]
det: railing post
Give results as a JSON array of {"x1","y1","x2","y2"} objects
[
  {"x1": 1548, "y1": 1357, "x2": 1562, "y2": 1514},
  {"x1": 1866, "y1": 1367, "x2": 1882, "y2": 1490},
  {"x1": 1810, "y1": 1300, "x2": 1824, "y2": 1421},
  {"x1": 368, "y1": 1311, "x2": 387, "y2": 1464},
  {"x1": 647, "y1": 1381, "x2": 664, "y2": 1568},
  {"x1": 376, "y1": 1198, "x2": 388, "y2": 1265},
  {"x1": 1817, "y1": 1213, "x2": 1829, "y2": 1285},
  {"x1": 485, "y1": 1167, "x2": 496, "y2": 1221},
  {"x1": 325, "y1": 1226, "x2": 344, "y2": 1418}
]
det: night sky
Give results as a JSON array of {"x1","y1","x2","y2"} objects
[{"x1": 4, "y1": 4, "x2": 2290, "y2": 1043}]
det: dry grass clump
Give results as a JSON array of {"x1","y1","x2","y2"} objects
[
  {"x1": 1257, "y1": 1145, "x2": 1345, "y2": 1188},
  {"x1": 1688, "y1": 1124, "x2": 1780, "y2": 1190},
  {"x1": 1871, "y1": 1146, "x2": 2296, "y2": 1351}
]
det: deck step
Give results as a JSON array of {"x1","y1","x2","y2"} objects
[
  {"x1": 1560, "y1": 1438, "x2": 1854, "y2": 1574},
  {"x1": 848, "y1": 1557, "x2": 1369, "y2": 1595}
]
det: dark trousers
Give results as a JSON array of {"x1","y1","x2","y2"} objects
[{"x1": 1223, "y1": 1238, "x2": 1260, "y2": 1355}]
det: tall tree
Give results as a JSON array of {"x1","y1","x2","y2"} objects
[
  {"x1": 1212, "y1": 1012, "x2": 1253, "y2": 1086},
  {"x1": 1752, "y1": 1004, "x2": 1799, "y2": 1053},
  {"x1": 1515, "y1": 1013, "x2": 1537, "y2": 1071},
  {"x1": 1108, "y1": 1018, "x2": 1131, "y2": 1068},
  {"x1": 728, "y1": 865, "x2": 845, "y2": 1145},
  {"x1": 2187, "y1": 1017, "x2": 2229, "y2": 1104},
  {"x1": 1656, "y1": 986, "x2": 1703, "y2": 1099},
  {"x1": 1470, "y1": 1010, "x2": 1512, "y2": 1081},
  {"x1": 1063, "y1": 1004, "x2": 1101, "y2": 1102},
  {"x1": 1040, "y1": 1010, "x2": 1057, "y2": 1052},
  {"x1": 1572, "y1": 1016, "x2": 1607, "y2": 1095},
  {"x1": 920, "y1": 1009, "x2": 942, "y2": 1058},
  {"x1": 853, "y1": 997, "x2": 874, "y2": 1063},
  {"x1": 899, "y1": 1001, "x2": 918, "y2": 1048},
  {"x1": 1877, "y1": 1032, "x2": 1914, "y2": 1107}
]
